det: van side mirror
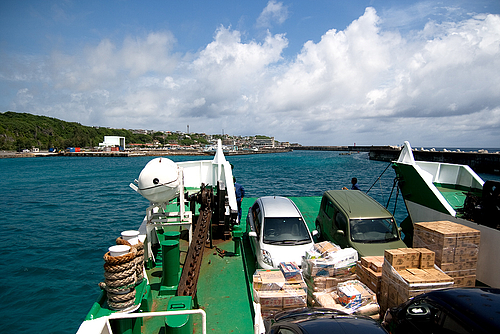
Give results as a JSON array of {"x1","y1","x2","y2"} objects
[
  {"x1": 311, "y1": 230, "x2": 318, "y2": 236},
  {"x1": 335, "y1": 230, "x2": 345, "y2": 237},
  {"x1": 248, "y1": 231, "x2": 257, "y2": 238}
]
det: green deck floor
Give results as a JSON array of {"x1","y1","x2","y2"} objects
[
  {"x1": 434, "y1": 185, "x2": 467, "y2": 211},
  {"x1": 194, "y1": 196, "x2": 321, "y2": 332}
]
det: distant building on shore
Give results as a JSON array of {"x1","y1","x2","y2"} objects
[
  {"x1": 99, "y1": 136, "x2": 125, "y2": 150},
  {"x1": 253, "y1": 137, "x2": 275, "y2": 148}
]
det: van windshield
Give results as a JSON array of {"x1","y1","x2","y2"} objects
[
  {"x1": 263, "y1": 217, "x2": 311, "y2": 245},
  {"x1": 349, "y1": 218, "x2": 400, "y2": 243}
]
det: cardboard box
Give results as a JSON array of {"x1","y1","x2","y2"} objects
[
  {"x1": 282, "y1": 289, "x2": 307, "y2": 308},
  {"x1": 414, "y1": 221, "x2": 458, "y2": 248},
  {"x1": 399, "y1": 248, "x2": 420, "y2": 268},
  {"x1": 419, "y1": 260, "x2": 435, "y2": 269},
  {"x1": 305, "y1": 273, "x2": 357, "y2": 292},
  {"x1": 260, "y1": 270, "x2": 286, "y2": 283},
  {"x1": 384, "y1": 249, "x2": 406, "y2": 266},
  {"x1": 328, "y1": 248, "x2": 358, "y2": 268},
  {"x1": 360, "y1": 256, "x2": 384, "y2": 272},
  {"x1": 454, "y1": 275, "x2": 476, "y2": 288},
  {"x1": 413, "y1": 221, "x2": 480, "y2": 267},
  {"x1": 415, "y1": 248, "x2": 435, "y2": 261},
  {"x1": 253, "y1": 269, "x2": 286, "y2": 291},
  {"x1": 314, "y1": 241, "x2": 340, "y2": 256},
  {"x1": 414, "y1": 248, "x2": 435, "y2": 268},
  {"x1": 369, "y1": 256, "x2": 384, "y2": 273},
  {"x1": 255, "y1": 290, "x2": 283, "y2": 309},
  {"x1": 356, "y1": 260, "x2": 382, "y2": 294},
  {"x1": 279, "y1": 262, "x2": 302, "y2": 281},
  {"x1": 337, "y1": 280, "x2": 376, "y2": 310},
  {"x1": 360, "y1": 257, "x2": 372, "y2": 268},
  {"x1": 379, "y1": 253, "x2": 455, "y2": 313},
  {"x1": 338, "y1": 284, "x2": 362, "y2": 309}
]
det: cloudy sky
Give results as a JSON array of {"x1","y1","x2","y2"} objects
[{"x1": 1, "y1": 1, "x2": 500, "y2": 147}]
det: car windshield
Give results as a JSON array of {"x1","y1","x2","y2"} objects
[
  {"x1": 263, "y1": 217, "x2": 312, "y2": 245},
  {"x1": 349, "y1": 218, "x2": 399, "y2": 243}
]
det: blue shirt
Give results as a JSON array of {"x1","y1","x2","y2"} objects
[{"x1": 235, "y1": 182, "x2": 245, "y2": 201}]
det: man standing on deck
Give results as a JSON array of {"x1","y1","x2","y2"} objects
[
  {"x1": 351, "y1": 177, "x2": 361, "y2": 190},
  {"x1": 234, "y1": 177, "x2": 245, "y2": 223}
]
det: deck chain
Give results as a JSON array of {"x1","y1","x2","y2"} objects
[{"x1": 177, "y1": 186, "x2": 213, "y2": 297}]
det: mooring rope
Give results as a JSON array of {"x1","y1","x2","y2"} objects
[
  {"x1": 100, "y1": 245, "x2": 138, "y2": 310},
  {"x1": 116, "y1": 237, "x2": 145, "y2": 283},
  {"x1": 99, "y1": 233, "x2": 146, "y2": 311}
]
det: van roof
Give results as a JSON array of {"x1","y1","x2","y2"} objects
[{"x1": 323, "y1": 190, "x2": 393, "y2": 220}]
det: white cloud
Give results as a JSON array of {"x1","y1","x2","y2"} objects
[
  {"x1": 256, "y1": 0, "x2": 289, "y2": 28},
  {"x1": 2, "y1": 7, "x2": 500, "y2": 147}
]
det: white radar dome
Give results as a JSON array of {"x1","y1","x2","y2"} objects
[{"x1": 136, "y1": 158, "x2": 180, "y2": 203}]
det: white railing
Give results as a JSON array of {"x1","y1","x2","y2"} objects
[{"x1": 78, "y1": 309, "x2": 207, "y2": 334}]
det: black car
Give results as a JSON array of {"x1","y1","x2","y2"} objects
[
  {"x1": 264, "y1": 307, "x2": 389, "y2": 334},
  {"x1": 382, "y1": 287, "x2": 500, "y2": 334}
]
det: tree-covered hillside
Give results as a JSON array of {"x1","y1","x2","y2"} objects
[{"x1": 0, "y1": 112, "x2": 208, "y2": 151}]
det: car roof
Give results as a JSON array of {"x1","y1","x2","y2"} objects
[
  {"x1": 422, "y1": 287, "x2": 500, "y2": 332},
  {"x1": 258, "y1": 196, "x2": 302, "y2": 218},
  {"x1": 295, "y1": 316, "x2": 388, "y2": 333},
  {"x1": 269, "y1": 308, "x2": 388, "y2": 334},
  {"x1": 324, "y1": 190, "x2": 393, "y2": 220}
]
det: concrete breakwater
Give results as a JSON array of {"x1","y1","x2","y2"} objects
[
  {"x1": 296, "y1": 146, "x2": 500, "y2": 174},
  {"x1": 369, "y1": 147, "x2": 500, "y2": 174},
  {"x1": 294, "y1": 145, "x2": 385, "y2": 152}
]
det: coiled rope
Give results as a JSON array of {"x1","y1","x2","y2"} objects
[
  {"x1": 99, "y1": 233, "x2": 145, "y2": 310},
  {"x1": 116, "y1": 236, "x2": 145, "y2": 284},
  {"x1": 99, "y1": 247, "x2": 137, "y2": 310}
]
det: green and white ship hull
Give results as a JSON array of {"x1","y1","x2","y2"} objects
[{"x1": 393, "y1": 141, "x2": 500, "y2": 288}]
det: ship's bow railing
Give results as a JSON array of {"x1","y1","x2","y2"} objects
[{"x1": 77, "y1": 309, "x2": 207, "y2": 334}]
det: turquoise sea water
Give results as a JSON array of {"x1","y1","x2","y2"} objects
[{"x1": 1, "y1": 150, "x2": 498, "y2": 334}]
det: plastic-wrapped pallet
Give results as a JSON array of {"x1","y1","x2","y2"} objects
[
  {"x1": 302, "y1": 242, "x2": 358, "y2": 304},
  {"x1": 413, "y1": 221, "x2": 480, "y2": 287},
  {"x1": 379, "y1": 248, "x2": 454, "y2": 316},
  {"x1": 253, "y1": 263, "x2": 307, "y2": 318},
  {"x1": 302, "y1": 242, "x2": 357, "y2": 277}
]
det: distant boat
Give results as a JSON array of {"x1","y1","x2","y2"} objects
[{"x1": 392, "y1": 141, "x2": 500, "y2": 287}]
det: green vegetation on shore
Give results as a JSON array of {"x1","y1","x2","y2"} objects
[{"x1": 0, "y1": 112, "x2": 210, "y2": 151}]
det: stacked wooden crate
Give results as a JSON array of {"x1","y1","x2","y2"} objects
[{"x1": 413, "y1": 221, "x2": 480, "y2": 287}]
